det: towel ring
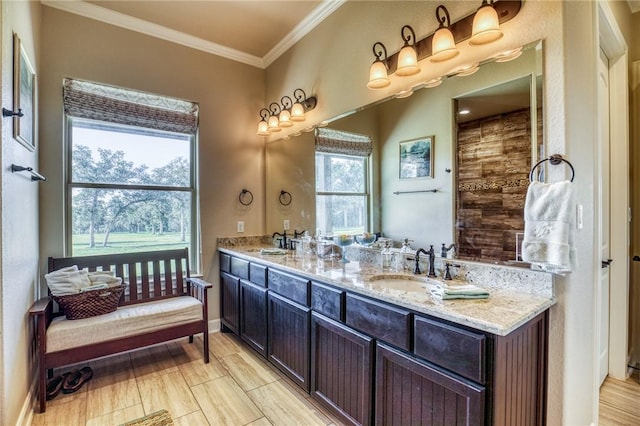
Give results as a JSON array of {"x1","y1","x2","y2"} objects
[
  {"x1": 529, "y1": 154, "x2": 575, "y2": 182},
  {"x1": 279, "y1": 190, "x2": 292, "y2": 206},
  {"x1": 239, "y1": 189, "x2": 253, "y2": 206}
]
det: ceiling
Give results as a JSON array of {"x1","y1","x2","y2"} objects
[{"x1": 41, "y1": 0, "x2": 345, "y2": 68}]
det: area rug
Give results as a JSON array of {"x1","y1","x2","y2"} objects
[{"x1": 120, "y1": 409, "x2": 174, "y2": 426}]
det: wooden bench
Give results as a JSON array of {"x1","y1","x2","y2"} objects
[{"x1": 29, "y1": 248, "x2": 211, "y2": 413}]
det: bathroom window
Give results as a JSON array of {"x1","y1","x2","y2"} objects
[
  {"x1": 63, "y1": 78, "x2": 200, "y2": 269},
  {"x1": 315, "y1": 128, "x2": 372, "y2": 236}
]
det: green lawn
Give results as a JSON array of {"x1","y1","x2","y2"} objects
[{"x1": 72, "y1": 232, "x2": 189, "y2": 257}]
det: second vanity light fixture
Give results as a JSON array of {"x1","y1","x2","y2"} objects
[
  {"x1": 367, "y1": 0, "x2": 520, "y2": 90},
  {"x1": 257, "y1": 89, "x2": 317, "y2": 136}
]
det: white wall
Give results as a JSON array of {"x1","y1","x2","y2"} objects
[{"x1": 1, "y1": 1, "x2": 41, "y2": 425}]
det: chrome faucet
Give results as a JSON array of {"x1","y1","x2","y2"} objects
[{"x1": 414, "y1": 245, "x2": 436, "y2": 277}]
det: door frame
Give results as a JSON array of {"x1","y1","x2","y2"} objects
[{"x1": 597, "y1": 1, "x2": 629, "y2": 381}]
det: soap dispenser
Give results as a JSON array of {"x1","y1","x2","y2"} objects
[{"x1": 399, "y1": 238, "x2": 413, "y2": 271}]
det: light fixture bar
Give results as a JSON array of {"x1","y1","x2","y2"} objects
[{"x1": 383, "y1": 0, "x2": 521, "y2": 74}]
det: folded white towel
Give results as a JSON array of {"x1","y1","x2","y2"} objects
[
  {"x1": 88, "y1": 270, "x2": 123, "y2": 287},
  {"x1": 45, "y1": 266, "x2": 92, "y2": 296},
  {"x1": 430, "y1": 283, "x2": 489, "y2": 300},
  {"x1": 521, "y1": 180, "x2": 576, "y2": 274},
  {"x1": 260, "y1": 248, "x2": 288, "y2": 255}
]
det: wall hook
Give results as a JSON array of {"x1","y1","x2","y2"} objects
[
  {"x1": 2, "y1": 107, "x2": 23, "y2": 118},
  {"x1": 11, "y1": 164, "x2": 46, "y2": 181}
]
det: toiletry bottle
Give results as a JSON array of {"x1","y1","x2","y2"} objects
[{"x1": 381, "y1": 240, "x2": 394, "y2": 271}]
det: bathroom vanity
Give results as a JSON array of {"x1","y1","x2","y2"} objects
[{"x1": 218, "y1": 245, "x2": 554, "y2": 426}]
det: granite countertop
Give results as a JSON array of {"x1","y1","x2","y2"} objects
[{"x1": 219, "y1": 245, "x2": 556, "y2": 336}]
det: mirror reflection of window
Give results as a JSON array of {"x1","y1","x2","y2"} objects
[{"x1": 315, "y1": 128, "x2": 372, "y2": 236}]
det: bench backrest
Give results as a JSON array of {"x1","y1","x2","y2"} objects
[{"x1": 48, "y1": 248, "x2": 191, "y2": 306}]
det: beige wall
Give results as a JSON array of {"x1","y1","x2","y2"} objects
[
  {"x1": 38, "y1": 6, "x2": 265, "y2": 322},
  {"x1": 1, "y1": 1, "x2": 41, "y2": 424},
  {"x1": 263, "y1": 1, "x2": 619, "y2": 424}
]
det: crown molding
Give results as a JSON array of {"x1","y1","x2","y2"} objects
[
  {"x1": 42, "y1": 0, "x2": 345, "y2": 69},
  {"x1": 263, "y1": 0, "x2": 347, "y2": 68}
]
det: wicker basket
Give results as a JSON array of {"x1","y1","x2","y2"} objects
[{"x1": 52, "y1": 284, "x2": 125, "y2": 320}]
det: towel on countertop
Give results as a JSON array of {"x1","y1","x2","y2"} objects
[
  {"x1": 430, "y1": 283, "x2": 489, "y2": 300},
  {"x1": 260, "y1": 248, "x2": 288, "y2": 255},
  {"x1": 521, "y1": 180, "x2": 576, "y2": 274}
]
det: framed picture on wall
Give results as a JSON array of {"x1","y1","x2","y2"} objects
[
  {"x1": 13, "y1": 33, "x2": 36, "y2": 151},
  {"x1": 399, "y1": 136, "x2": 434, "y2": 179}
]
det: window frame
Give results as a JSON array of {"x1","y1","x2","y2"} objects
[
  {"x1": 315, "y1": 151, "x2": 371, "y2": 235},
  {"x1": 64, "y1": 116, "x2": 201, "y2": 272}
]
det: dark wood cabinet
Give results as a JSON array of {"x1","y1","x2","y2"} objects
[
  {"x1": 376, "y1": 343, "x2": 485, "y2": 426},
  {"x1": 311, "y1": 312, "x2": 374, "y2": 426},
  {"x1": 219, "y1": 251, "x2": 548, "y2": 425},
  {"x1": 240, "y1": 279, "x2": 268, "y2": 357},
  {"x1": 220, "y1": 272, "x2": 240, "y2": 334},
  {"x1": 268, "y1": 291, "x2": 311, "y2": 391}
]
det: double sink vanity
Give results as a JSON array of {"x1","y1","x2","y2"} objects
[{"x1": 218, "y1": 239, "x2": 554, "y2": 426}]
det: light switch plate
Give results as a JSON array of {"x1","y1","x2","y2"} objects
[
  {"x1": 237, "y1": 221, "x2": 245, "y2": 233},
  {"x1": 284, "y1": 219, "x2": 290, "y2": 230}
]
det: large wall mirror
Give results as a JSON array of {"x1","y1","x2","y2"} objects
[{"x1": 265, "y1": 40, "x2": 543, "y2": 265}]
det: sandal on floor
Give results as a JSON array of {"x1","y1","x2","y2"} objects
[
  {"x1": 46, "y1": 372, "x2": 72, "y2": 400},
  {"x1": 62, "y1": 367, "x2": 93, "y2": 394}
]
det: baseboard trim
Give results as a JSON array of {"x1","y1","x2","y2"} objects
[
  {"x1": 209, "y1": 318, "x2": 221, "y2": 333},
  {"x1": 17, "y1": 376, "x2": 37, "y2": 426}
]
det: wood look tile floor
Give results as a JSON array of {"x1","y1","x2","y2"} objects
[
  {"x1": 32, "y1": 332, "x2": 344, "y2": 426},
  {"x1": 599, "y1": 369, "x2": 640, "y2": 425}
]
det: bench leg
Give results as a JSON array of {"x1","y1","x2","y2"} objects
[
  {"x1": 38, "y1": 366, "x2": 46, "y2": 413},
  {"x1": 189, "y1": 335, "x2": 194, "y2": 343},
  {"x1": 203, "y1": 321, "x2": 210, "y2": 364}
]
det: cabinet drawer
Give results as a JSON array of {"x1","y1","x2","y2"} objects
[
  {"x1": 345, "y1": 293, "x2": 411, "y2": 351},
  {"x1": 311, "y1": 282, "x2": 344, "y2": 321},
  {"x1": 220, "y1": 253, "x2": 231, "y2": 273},
  {"x1": 249, "y1": 263, "x2": 267, "y2": 287},
  {"x1": 230, "y1": 257, "x2": 249, "y2": 280},
  {"x1": 268, "y1": 269, "x2": 310, "y2": 305},
  {"x1": 414, "y1": 316, "x2": 486, "y2": 383}
]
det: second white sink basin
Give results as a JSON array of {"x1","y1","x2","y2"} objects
[{"x1": 367, "y1": 274, "x2": 437, "y2": 293}]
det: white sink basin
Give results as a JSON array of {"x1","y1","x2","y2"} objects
[{"x1": 367, "y1": 274, "x2": 437, "y2": 293}]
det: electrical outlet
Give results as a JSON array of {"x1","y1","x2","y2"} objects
[
  {"x1": 283, "y1": 219, "x2": 290, "y2": 230},
  {"x1": 237, "y1": 221, "x2": 245, "y2": 233}
]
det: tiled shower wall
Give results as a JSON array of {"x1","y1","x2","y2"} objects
[{"x1": 456, "y1": 108, "x2": 543, "y2": 261}]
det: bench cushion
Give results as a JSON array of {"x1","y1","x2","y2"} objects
[{"x1": 47, "y1": 296, "x2": 203, "y2": 353}]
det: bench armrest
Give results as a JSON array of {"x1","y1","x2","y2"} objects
[
  {"x1": 185, "y1": 277, "x2": 212, "y2": 289},
  {"x1": 29, "y1": 297, "x2": 52, "y2": 318}
]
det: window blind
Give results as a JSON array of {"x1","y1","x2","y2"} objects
[
  {"x1": 63, "y1": 78, "x2": 199, "y2": 134},
  {"x1": 315, "y1": 128, "x2": 373, "y2": 157}
]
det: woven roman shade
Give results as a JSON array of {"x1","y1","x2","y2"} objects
[
  {"x1": 63, "y1": 78, "x2": 199, "y2": 134},
  {"x1": 315, "y1": 128, "x2": 373, "y2": 157}
]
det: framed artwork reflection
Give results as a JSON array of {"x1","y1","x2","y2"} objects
[
  {"x1": 399, "y1": 136, "x2": 433, "y2": 179},
  {"x1": 13, "y1": 33, "x2": 36, "y2": 151}
]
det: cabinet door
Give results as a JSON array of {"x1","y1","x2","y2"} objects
[
  {"x1": 240, "y1": 279, "x2": 268, "y2": 357},
  {"x1": 220, "y1": 272, "x2": 240, "y2": 334},
  {"x1": 311, "y1": 312, "x2": 373, "y2": 426},
  {"x1": 268, "y1": 291, "x2": 311, "y2": 391},
  {"x1": 376, "y1": 343, "x2": 485, "y2": 426}
]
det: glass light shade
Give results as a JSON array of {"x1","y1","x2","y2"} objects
[
  {"x1": 470, "y1": 4, "x2": 503, "y2": 45},
  {"x1": 256, "y1": 120, "x2": 270, "y2": 136},
  {"x1": 395, "y1": 45, "x2": 420, "y2": 76},
  {"x1": 424, "y1": 76, "x2": 443, "y2": 88},
  {"x1": 431, "y1": 27, "x2": 459, "y2": 62},
  {"x1": 278, "y1": 109, "x2": 293, "y2": 127},
  {"x1": 367, "y1": 60, "x2": 391, "y2": 89},
  {"x1": 494, "y1": 47, "x2": 523, "y2": 62},
  {"x1": 290, "y1": 102, "x2": 305, "y2": 121},
  {"x1": 267, "y1": 115, "x2": 281, "y2": 132}
]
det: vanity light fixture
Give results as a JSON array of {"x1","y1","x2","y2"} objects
[
  {"x1": 469, "y1": 0, "x2": 504, "y2": 45},
  {"x1": 367, "y1": 42, "x2": 391, "y2": 89},
  {"x1": 256, "y1": 108, "x2": 270, "y2": 136},
  {"x1": 396, "y1": 25, "x2": 421, "y2": 76},
  {"x1": 431, "y1": 5, "x2": 459, "y2": 63},
  {"x1": 256, "y1": 89, "x2": 317, "y2": 136},
  {"x1": 279, "y1": 96, "x2": 293, "y2": 128},
  {"x1": 291, "y1": 89, "x2": 317, "y2": 122},
  {"x1": 268, "y1": 103, "x2": 282, "y2": 132}
]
